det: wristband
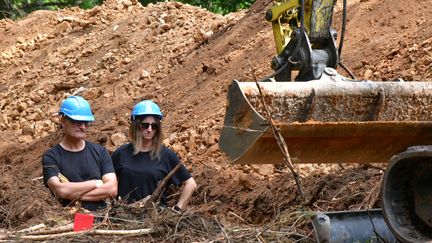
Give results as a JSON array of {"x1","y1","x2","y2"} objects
[
  {"x1": 95, "y1": 179, "x2": 103, "y2": 188},
  {"x1": 172, "y1": 205, "x2": 182, "y2": 212}
]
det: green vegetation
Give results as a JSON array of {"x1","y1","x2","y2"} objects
[
  {"x1": 174, "y1": 0, "x2": 254, "y2": 15},
  {"x1": 0, "y1": 0, "x2": 255, "y2": 19}
]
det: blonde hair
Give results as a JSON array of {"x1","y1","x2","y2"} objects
[{"x1": 129, "y1": 116, "x2": 163, "y2": 160}]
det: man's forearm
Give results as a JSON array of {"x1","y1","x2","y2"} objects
[
  {"x1": 50, "y1": 179, "x2": 97, "y2": 200},
  {"x1": 80, "y1": 182, "x2": 116, "y2": 201},
  {"x1": 80, "y1": 173, "x2": 117, "y2": 201}
]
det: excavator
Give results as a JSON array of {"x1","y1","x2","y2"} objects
[{"x1": 218, "y1": 0, "x2": 432, "y2": 242}]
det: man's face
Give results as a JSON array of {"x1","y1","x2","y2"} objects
[{"x1": 62, "y1": 116, "x2": 90, "y2": 139}]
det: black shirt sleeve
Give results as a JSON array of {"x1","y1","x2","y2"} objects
[
  {"x1": 42, "y1": 147, "x2": 60, "y2": 187},
  {"x1": 166, "y1": 148, "x2": 192, "y2": 187},
  {"x1": 111, "y1": 146, "x2": 121, "y2": 174},
  {"x1": 97, "y1": 145, "x2": 115, "y2": 176}
]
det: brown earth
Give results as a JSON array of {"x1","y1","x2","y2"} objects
[{"x1": 0, "y1": 0, "x2": 431, "y2": 241}]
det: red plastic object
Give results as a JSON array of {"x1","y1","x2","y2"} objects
[{"x1": 73, "y1": 213, "x2": 95, "y2": 232}]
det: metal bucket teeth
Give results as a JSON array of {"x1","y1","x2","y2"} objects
[{"x1": 219, "y1": 75, "x2": 432, "y2": 164}]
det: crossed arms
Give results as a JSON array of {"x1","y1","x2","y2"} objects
[{"x1": 47, "y1": 173, "x2": 117, "y2": 202}]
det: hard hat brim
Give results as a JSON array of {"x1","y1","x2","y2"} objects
[{"x1": 66, "y1": 115, "x2": 95, "y2": 122}]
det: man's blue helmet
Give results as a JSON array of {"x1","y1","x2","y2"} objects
[
  {"x1": 59, "y1": 96, "x2": 95, "y2": 121},
  {"x1": 131, "y1": 100, "x2": 163, "y2": 121}
]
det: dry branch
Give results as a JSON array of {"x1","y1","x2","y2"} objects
[
  {"x1": 10, "y1": 228, "x2": 153, "y2": 240},
  {"x1": 25, "y1": 223, "x2": 74, "y2": 235},
  {"x1": 16, "y1": 223, "x2": 46, "y2": 233},
  {"x1": 251, "y1": 70, "x2": 304, "y2": 198},
  {"x1": 149, "y1": 164, "x2": 182, "y2": 204},
  {"x1": 132, "y1": 164, "x2": 182, "y2": 208}
]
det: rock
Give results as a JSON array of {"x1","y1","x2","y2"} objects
[
  {"x1": 168, "y1": 132, "x2": 178, "y2": 144},
  {"x1": 17, "y1": 102, "x2": 28, "y2": 112},
  {"x1": 122, "y1": 0, "x2": 132, "y2": 7},
  {"x1": 53, "y1": 21, "x2": 71, "y2": 35},
  {"x1": 200, "y1": 29, "x2": 213, "y2": 40},
  {"x1": 189, "y1": 129, "x2": 198, "y2": 139},
  {"x1": 83, "y1": 88, "x2": 99, "y2": 100},
  {"x1": 16, "y1": 37, "x2": 25, "y2": 43},
  {"x1": 257, "y1": 164, "x2": 274, "y2": 176},
  {"x1": 21, "y1": 125, "x2": 34, "y2": 136},
  {"x1": 204, "y1": 143, "x2": 219, "y2": 156},
  {"x1": 123, "y1": 57, "x2": 131, "y2": 64},
  {"x1": 196, "y1": 144, "x2": 206, "y2": 155},
  {"x1": 111, "y1": 132, "x2": 127, "y2": 146},
  {"x1": 11, "y1": 123, "x2": 20, "y2": 130},
  {"x1": 34, "y1": 120, "x2": 46, "y2": 135},
  {"x1": 0, "y1": 114, "x2": 8, "y2": 124},
  {"x1": 172, "y1": 144, "x2": 186, "y2": 158},
  {"x1": 239, "y1": 174, "x2": 255, "y2": 188},
  {"x1": 364, "y1": 69, "x2": 373, "y2": 79},
  {"x1": 185, "y1": 139, "x2": 196, "y2": 150},
  {"x1": 29, "y1": 93, "x2": 42, "y2": 103},
  {"x1": 98, "y1": 133, "x2": 108, "y2": 144},
  {"x1": 207, "y1": 134, "x2": 218, "y2": 145},
  {"x1": 140, "y1": 69, "x2": 150, "y2": 79},
  {"x1": 118, "y1": 118, "x2": 129, "y2": 126},
  {"x1": 160, "y1": 23, "x2": 171, "y2": 31},
  {"x1": 251, "y1": 172, "x2": 265, "y2": 180},
  {"x1": 18, "y1": 135, "x2": 33, "y2": 144},
  {"x1": 27, "y1": 112, "x2": 42, "y2": 121},
  {"x1": 0, "y1": 99, "x2": 7, "y2": 110}
]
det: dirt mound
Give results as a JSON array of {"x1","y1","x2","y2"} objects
[{"x1": 1, "y1": 0, "x2": 431, "y2": 240}]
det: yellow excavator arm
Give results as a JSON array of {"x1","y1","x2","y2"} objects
[{"x1": 265, "y1": 0, "x2": 338, "y2": 81}]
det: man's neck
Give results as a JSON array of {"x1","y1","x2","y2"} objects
[{"x1": 60, "y1": 137, "x2": 86, "y2": 152}]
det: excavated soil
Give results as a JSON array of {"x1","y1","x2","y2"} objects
[{"x1": 0, "y1": 0, "x2": 431, "y2": 241}]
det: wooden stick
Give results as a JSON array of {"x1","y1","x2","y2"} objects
[
  {"x1": 16, "y1": 223, "x2": 46, "y2": 233},
  {"x1": 252, "y1": 70, "x2": 304, "y2": 198},
  {"x1": 214, "y1": 215, "x2": 231, "y2": 243},
  {"x1": 132, "y1": 164, "x2": 182, "y2": 208},
  {"x1": 11, "y1": 228, "x2": 153, "y2": 240},
  {"x1": 25, "y1": 223, "x2": 74, "y2": 235},
  {"x1": 148, "y1": 164, "x2": 181, "y2": 204}
]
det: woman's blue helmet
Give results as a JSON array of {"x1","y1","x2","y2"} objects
[
  {"x1": 131, "y1": 100, "x2": 163, "y2": 121},
  {"x1": 59, "y1": 96, "x2": 95, "y2": 121}
]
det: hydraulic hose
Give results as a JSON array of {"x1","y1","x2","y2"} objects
[{"x1": 338, "y1": 0, "x2": 347, "y2": 58}]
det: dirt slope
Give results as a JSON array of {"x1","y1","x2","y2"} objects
[{"x1": 0, "y1": 0, "x2": 431, "y2": 240}]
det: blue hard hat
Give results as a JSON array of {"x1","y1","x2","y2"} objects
[
  {"x1": 131, "y1": 100, "x2": 163, "y2": 120},
  {"x1": 59, "y1": 96, "x2": 95, "y2": 121}
]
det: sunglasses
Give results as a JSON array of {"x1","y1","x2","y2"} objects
[
  {"x1": 139, "y1": 122, "x2": 158, "y2": 130},
  {"x1": 65, "y1": 116, "x2": 91, "y2": 127}
]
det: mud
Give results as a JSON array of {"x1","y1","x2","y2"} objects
[{"x1": 0, "y1": 0, "x2": 431, "y2": 241}]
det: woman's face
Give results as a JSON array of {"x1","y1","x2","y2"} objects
[{"x1": 139, "y1": 116, "x2": 157, "y2": 141}]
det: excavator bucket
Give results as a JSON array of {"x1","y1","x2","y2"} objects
[{"x1": 219, "y1": 69, "x2": 432, "y2": 164}]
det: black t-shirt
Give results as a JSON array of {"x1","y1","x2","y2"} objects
[
  {"x1": 112, "y1": 144, "x2": 192, "y2": 205},
  {"x1": 42, "y1": 141, "x2": 115, "y2": 211}
]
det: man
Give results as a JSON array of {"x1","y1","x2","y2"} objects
[{"x1": 42, "y1": 96, "x2": 117, "y2": 211}]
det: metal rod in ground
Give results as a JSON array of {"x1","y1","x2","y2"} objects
[{"x1": 251, "y1": 70, "x2": 305, "y2": 198}]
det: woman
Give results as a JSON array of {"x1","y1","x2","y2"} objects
[{"x1": 112, "y1": 100, "x2": 197, "y2": 211}]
